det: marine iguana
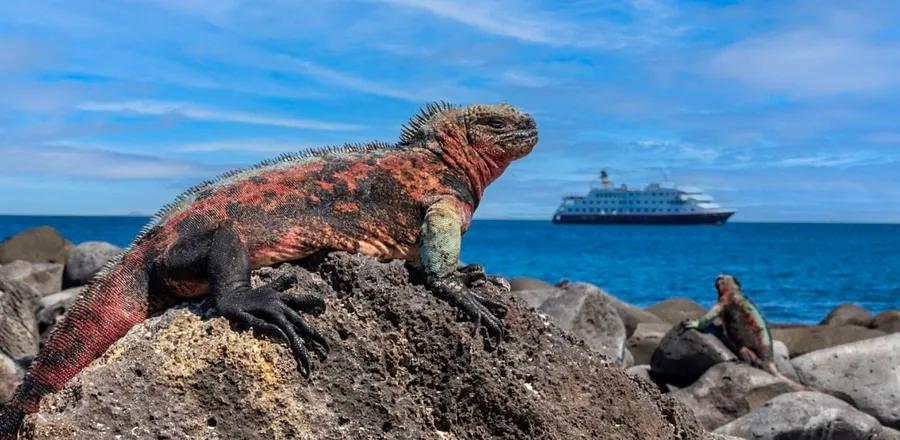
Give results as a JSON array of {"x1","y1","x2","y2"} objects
[
  {"x1": 682, "y1": 274, "x2": 807, "y2": 389},
  {"x1": 0, "y1": 102, "x2": 538, "y2": 437}
]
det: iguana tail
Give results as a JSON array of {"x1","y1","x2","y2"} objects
[
  {"x1": 765, "y1": 362, "x2": 810, "y2": 391},
  {"x1": 0, "y1": 250, "x2": 153, "y2": 438}
]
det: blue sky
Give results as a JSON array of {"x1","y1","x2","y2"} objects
[{"x1": 1, "y1": 0, "x2": 899, "y2": 222}]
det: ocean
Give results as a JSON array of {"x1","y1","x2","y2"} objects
[{"x1": 1, "y1": 216, "x2": 897, "y2": 323}]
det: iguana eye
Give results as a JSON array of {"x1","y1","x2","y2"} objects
[{"x1": 487, "y1": 117, "x2": 507, "y2": 129}]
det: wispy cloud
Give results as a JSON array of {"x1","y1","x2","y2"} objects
[
  {"x1": 77, "y1": 100, "x2": 365, "y2": 131},
  {"x1": 776, "y1": 153, "x2": 879, "y2": 168},
  {"x1": 1, "y1": 145, "x2": 214, "y2": 180},
  {"x1": 375, "y1": 0, "x2": 567, "y2": 45}
]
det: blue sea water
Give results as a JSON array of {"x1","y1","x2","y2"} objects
[{"x1": 1, "y1": 216, "x2": 898, "y2": 323}]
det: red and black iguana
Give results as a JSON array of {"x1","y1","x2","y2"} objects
[
  {"x1": 0, "y1": 102, "x2": 538, "y2": 437},
  {"x1": 682, "y1": 274, "x2": 808, "y2": 389}
]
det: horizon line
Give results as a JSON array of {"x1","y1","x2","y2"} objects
[{"x1": 0, "y1": 213, "x2": 897, "y2": 226}]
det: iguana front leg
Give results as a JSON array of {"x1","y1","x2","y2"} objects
[
  {"x1": 421, "y1": 198, "x2": 506, "y2": 343},
  {"x1": 682, "y1": 303, "x2": 723, "y2": 330},
  {"x1": 207, "y1": 226, "x2": 328, "y2": 376}
]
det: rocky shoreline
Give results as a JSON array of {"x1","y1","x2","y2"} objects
[{"x1": 1, "y1": 225, "x2": 898, "y2": 439}]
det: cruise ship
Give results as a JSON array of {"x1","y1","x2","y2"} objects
[{"x1": 552, "y1": 171, "x2": 735, "y2": 225}]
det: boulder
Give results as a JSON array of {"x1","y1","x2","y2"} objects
[
  {"x1": 626, "y1": 364, "x2": 652, "y2": 382},
  {"x1": 820, "y1": 303, "x2": 873, "y2": 327},
  {"x1": 792, "y1": 333, "x2": 900, "y2": 428},
  {"x1": 0, "y1": 261, "x2": 63, "y2": 297},
  {"x1": 0, "y1": 276, "x2": 41, "y2": 360},
  {"x1": 508, "y1": 277, "x2": 554, "y2": 291},
  {"x1": 772, "y1": 340, "x2": 799, "y2": 382},
  {"x1": 35, "y1": 287, "x2": 82, "y2": 336},
  {"x1": 22, "y1": 254, "x2": 706, "y2": 439},
  {"x1": 627, "y1": 322, "x2": 672, "y2": 365},
  {"x1": 0, "y1": 226, "x2": 72, "y2": 265},
  {"x1": 512, "y1": 287, "x2": 564, "y2": 310},
  {"x1": 772, "y1": 325, "x2": 885, "y2": 357},
  {"x1": 63, "y1": 241, "x2": 122, "y2": 286},
  {"x1": 714, "y1": 392, "x2": 885, "y2": 440},
  {"x1": 1, "y1": 349, "x2": 24, "y2": 404},
  {"x1": 670, "y1": 362, "x2": 796, "y2": 430},
  {"x1": 537, "y1": 282, "x2": 628, "y2": 363},
  {"x1": 870, "y1": 311, "x2": 900, "y2": 333},
  {"x1": 650, "y1": 327, "x2": 736, "y2": 386},
  {"x1": 602, "y1": 294, "x2": 666, "y2": 339},
  {"x1": 645, "y1": 297, "x2": 708, "y2": 325}
]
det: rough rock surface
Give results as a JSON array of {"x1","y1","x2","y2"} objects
[
  {"x1": 0, "y1": 349, "x2": 23, "y2": 403},
  {"x1": 870, "y1": 311, "x2": 900, "y2": 333},
  {"x1": 0, "y1": 276, "x2": 41, "y2": 360},
  {"x1": 645, "y1": 298, "x2": 707, "y2": 325},
  {"x1": 627, "y1": 322, "x2": 672, "y2": 365},
  {"x1": 63, "y1": 241, "x2": 122, "y2": 286},
  {"x1": 35, "y1": 287, "x2": 82, "y2": 336},
  {"x1": 792, "y1": 333, "x2": 900, "y2": 428},
  {"x1": 650, "y1": 327, "x2": 736, "y2": 387},
  {"x1": 0, "y1": 226, "x2": 72, "y2": 265},
  {"x1": 772, "y1": 324, "x2": 885, "y2": 357},
  {"x1": 23, "y1": 253, "x2": 704, "y2": 440},
  {"x1": 0, "y1": 261, "x2": 63, "y2": 297},
  {"x1": 820, "y1": 303, "x2": 873, "y2": 327},
  {"x1": 670, "y1": 362, "x2": 795, "y2": 430},
  {"x1": 530, "y1": 282, "x2": 628, "y2": 363},
  {"x1": 714, "y1": 392, "x2": 886, "y2": 440}
]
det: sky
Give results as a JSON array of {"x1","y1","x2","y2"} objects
[{"x1": 1, "y1": 1, "x2": 899, "y2": 222}]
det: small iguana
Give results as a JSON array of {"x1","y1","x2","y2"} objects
[
  {"x1": 0, "y1": 102, "x2": 538, "y2": 437},
  {"x1": 682, "y1": 274, "x2": 806, "y2": 388}
]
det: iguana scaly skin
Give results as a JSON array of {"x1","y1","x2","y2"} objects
[
  {"x1": 682, "y1": 275, "x2": 806, "y2": 389},
  {"x1": 0, "y1": 102, "x2": 538, "y2": 437}
]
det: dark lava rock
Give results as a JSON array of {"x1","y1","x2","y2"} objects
[
  {"x1": 0, "y1": 261, "x2": 64, "y2": 297},
  {"x1": 645, "y1": 298, "x2": 708, "y2": 325},
  {"x1": 670, "y1": 362, "x2": 795, "y2": 430},
  {"x1": 870, "y1": 310, "x2": 900, "y2": 333},
  {"x1": 0, "y1": 276, "x2": 41, "y2": 360},
  {"x1": 820, "y1": 303, "x2": 873, "y2": 327},
  {"x1": 772, "y1": 325, "x2": 885, "y2": 357},
  {"x1": 63, "y1": 241, "x2": 122, "y2": 286},
  {"x1": 0, "y1": 226, "x2": 72, "y2": 265},
  {"x1": 714, "y1": 392, "x2": 886, "y2": 440},
  {"x1": 23, "y1": 253, "x2": 705, "y2": 440},
  {"x1": 650, "y1": 327, "x2": 736, "y2": 387}
]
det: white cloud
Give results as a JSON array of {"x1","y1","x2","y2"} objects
[
  {"x1": 776, "y1": 153, "x2": 877, "y2": 168},
  {"x1": 708, "y1": 30, "x2": 900, "y2": 96},
  {"x1": 77, "y1": 100, "x2": 365, "y2": 131}
]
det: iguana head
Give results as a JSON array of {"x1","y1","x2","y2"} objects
[
  {"x1": 462, "y1": 103, "x2": 538, "y2": 161},
  {"x1": 400, "y1": 102, "x2": 537, "y2": 198},
  {"x1": 715, "y1": 274, "x2": 742, "y2": 300}
]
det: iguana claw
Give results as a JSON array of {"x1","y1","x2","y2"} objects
[
  {"x1": 429, "y1": 272, "x2": 506, "y2": 346},
  {"x1": 214, "y1": 278, "x2": 328, "y2": 376},
  {"x1": 457, "y1": 263, "x2": 511, "y2": 292}
]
